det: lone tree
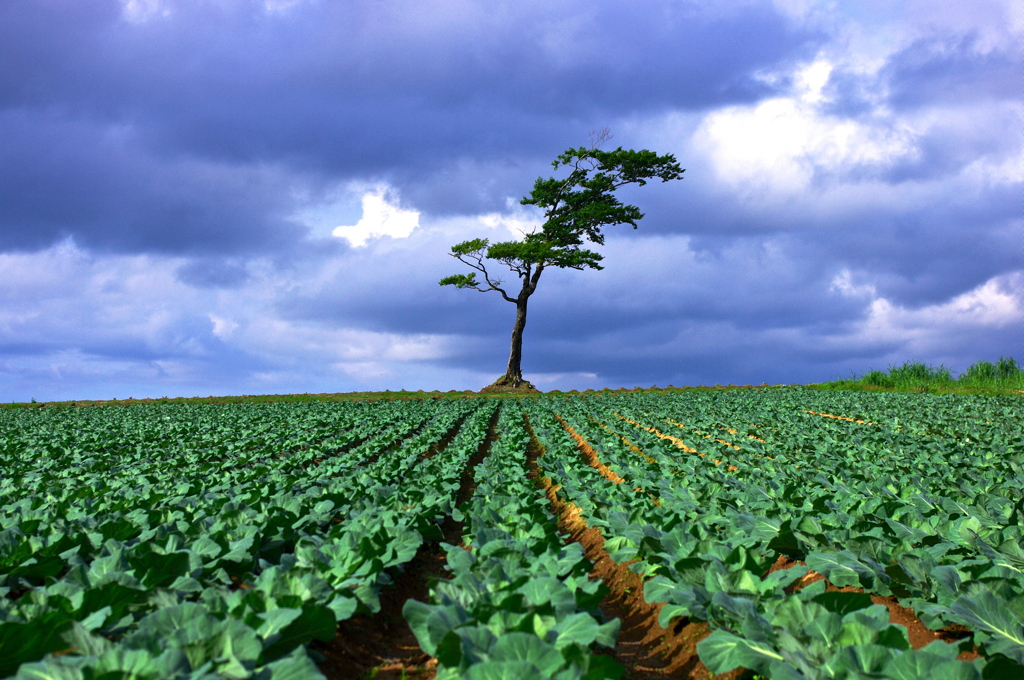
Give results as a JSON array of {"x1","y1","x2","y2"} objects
[{"x1": 440, "y1": 131, "x2": 684, "y2": 390}]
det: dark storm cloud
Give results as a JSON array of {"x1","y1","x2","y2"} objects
[
  {"x1": 0, "y1": 1, "x2": 813, "y2": 127},
  {"x1": 483, "y1": 316, "x2": 895, "y2": 388},
  {"x1": 818, "y1": 29, "x2": 1022, "y2": 120},
  {"x1": 818, "y1": 69, "x2": 878, "y2": 119},
  {"x1": 790, "y1": 186, "x2": 1022, "y2": 309},
  {"x1": 884, "y1": 35, "x2": 1024, "y2": 109},
  {"x1": 0, "y1": 0, "x2": 822, "y2": 254},
  {"x1": 175, "y1": 258, "x2": 251, "y2": 289},
  {"x1": 0, "y1": 109, "x2": 304, "y2": 254}
]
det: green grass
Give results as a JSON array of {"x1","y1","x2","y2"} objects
[{"x1": 810, "y1": 357, "x2": 1024, "y2": 396}]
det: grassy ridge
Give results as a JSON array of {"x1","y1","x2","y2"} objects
[
  {"x1": 810, "y1": 357, "x2": 1024, "y2": 396},
  {"x1": 5, "y1": 357, "x2": 1022, "y2": 408}
]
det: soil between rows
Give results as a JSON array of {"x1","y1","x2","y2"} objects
[
  {"x1": 311, "y1": 405, "x2": 502, "y2": 679},
  {"x1": 524, "y1": 414, "x2": 745, "y2": 680},
  {"x1": 311, "y1": 547, "x2": 442, "y2": 680},
  {"x1": 764, "y1": 556, "x2": 979, "y2": 660}
]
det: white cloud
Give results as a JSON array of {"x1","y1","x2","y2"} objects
[
  {"x1": 0, "y1": 242, "x2": 202, "y2": 354},
  {"x1": 479, "y1": 200, "x2": 544, "y2": 239},
  {"x1": 769, "y1": 0, "x2": 816, "y2": 21},
  {"x1": 691, "y1": 1, "x2": 1020, "y2": 204},
  {"x1": 776, "y1": 0, "x2": 1022, "y2": 58},
  {"x1": 119, "y1": 0, "x2": 172, "y2": 23},
  {"x1": 895, "y1": 273, "x2": 1023, "y2": 328},
  {"x1": 0, "y1": 237, "x2": 475, "y2": 399},
  {"x1": 795, "y1": 60, "x2": 833, "y2": 104},
  {"x1": 830, "y1": 269, "x2": 878, "y2": 299},
  {"x1": 832, "y1": 272, "x2": 1023, "y2": 354},
  {"x1": 238, "y1": 317, "x2": 449, "y2": 364},
  {"x1": 208, "y1": 314, "x2": 239, "y2": 339},
  {"x1": 960, "y1": 127, "x2": 1024, "y2": 185},
  {"x1": 2, "y1": 220, "x2": 1020, "y2": 401},
  {"x1": 332, "y1": 187, "x2": 421, "y2": 247},
  {"x1": 693, "y1": 65, "x2": 918, "y2": 195},
  {"x1": 263, "y1": 0, "x2": 308, "y2": 15}
]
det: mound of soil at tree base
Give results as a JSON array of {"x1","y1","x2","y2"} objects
[{"x1": 479, "y1": 376, "x2": 542, "y2": 394}]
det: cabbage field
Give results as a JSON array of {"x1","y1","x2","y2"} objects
[{"x1": 1, "y1": 388, "x2": 1022, "y2": 679}]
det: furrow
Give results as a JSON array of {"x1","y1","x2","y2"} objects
[{"x1": 525, "y1": 413, "x2": 742, "y2": 680}]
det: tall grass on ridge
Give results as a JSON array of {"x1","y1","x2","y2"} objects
[{"x1": 856, "y1": 357, "x2": 1024, "y2": 391}]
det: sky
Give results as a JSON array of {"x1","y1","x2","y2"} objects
[{"x1": 1, "y1": 0, "x2": 1021, "y2": 400}]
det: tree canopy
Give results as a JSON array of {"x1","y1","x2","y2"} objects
[{"x1": 441, "y1": 139, "x2": 683, "y2": 296}]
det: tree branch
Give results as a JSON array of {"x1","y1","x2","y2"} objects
[
  {"x1": 527, "y1": 263, "x2": 545, "y2": 296},
  {"x1": 452, "y1": 252, "x2": 517, "y2": 303}
]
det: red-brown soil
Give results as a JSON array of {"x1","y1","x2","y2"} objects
[
  {"x1": 764, "y1": 555, "x2": 979, "y2": 661},
  {"x1": 311, "y1": 547, "x2": 443, "y2": 680},
  {"x1": 525, "y1": 416, "x2": 745, "y2": 680},
  {"x1": 311, "y1": 406, "x2": 502, "y2": 679},
  {"x1": 553, "y1": 413, "x2": 627, "y2": 484},
  {"x1": 613, "y1": 414, "x2": 741, "y2": 471}
]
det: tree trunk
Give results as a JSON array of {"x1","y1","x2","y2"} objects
[{"x1": 501, "y1": 298, "x2": 528, "y2": 387}]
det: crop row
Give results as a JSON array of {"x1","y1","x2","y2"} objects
[{"x1": 403, "y1": 401, "x2": 622, "y2": 679}]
